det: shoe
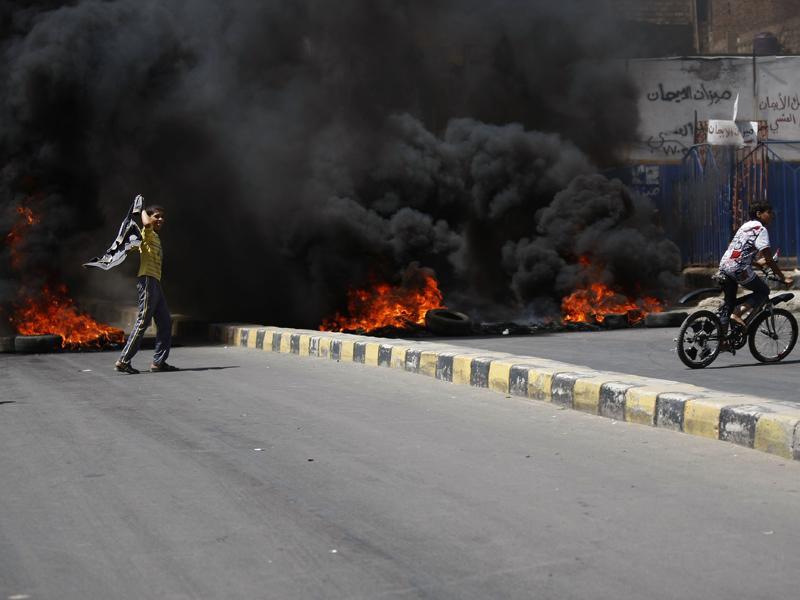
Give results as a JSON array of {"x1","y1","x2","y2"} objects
[
  {"x1": 115, "y1": 361, "x2": 140, "y2": 374},
  {"x1": 151, "y1": 362, "x2": 180, "y2": 372}
]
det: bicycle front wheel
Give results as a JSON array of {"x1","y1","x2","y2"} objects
[
  {"x1": 748, "y1": 308, "x2": 798, "y2": 363},
  {"x1": 677, "y1": 310, "x2": 722, "y2": 369}
]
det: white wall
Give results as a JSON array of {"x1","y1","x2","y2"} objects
[{"x1": 626, "y1": 56, "x2": 800, "y2": 162}]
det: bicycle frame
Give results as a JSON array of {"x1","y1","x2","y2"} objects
[{"x1": 731, "y1": 291, "x2": 794, "y2": 330}]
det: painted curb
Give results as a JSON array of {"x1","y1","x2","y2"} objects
[{"x1": 209, "y1": 324, "x2": 800, "y2": 461}]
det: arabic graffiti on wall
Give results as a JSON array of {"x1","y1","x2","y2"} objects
[
  {"x1": 759, "y1": 92, "x2": 800, "y2": 135},
  {"x1": 645, "y1": 83, "x2": 733, "y2": 105},
  {"x1": 645, "y1": 120, "x2": 697, "y2": 157},
  {"x1": 628, "y1": 57, "x2": 800, "y2": 162}
]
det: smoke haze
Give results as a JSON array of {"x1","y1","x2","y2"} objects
[{"x1": 0, "y1": 0, "x2": 681, "y2": 327}]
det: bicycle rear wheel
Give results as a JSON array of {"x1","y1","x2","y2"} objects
[
  {"x1": 748, "y1": 308, "x2": 798, "y2": 363},
  {"x1": 676, "y1": 310, "x2": 722, "y2": 369}
]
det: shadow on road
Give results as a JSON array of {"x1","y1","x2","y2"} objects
[
  {"x1": 154, "y1": 366, "x2": 241, "y2": 373},
  {"x1": 705, "y1": 358, "x2": 800, "y2": 370}
]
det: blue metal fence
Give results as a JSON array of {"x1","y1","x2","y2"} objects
[
  {"x1": 615, "y1": 143, "x2": 800, "y2": 266},
  {"x1": 767, "y1": 150, "x2": 800, "y2": 260}
]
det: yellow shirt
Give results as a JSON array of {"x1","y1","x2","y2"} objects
[{"x1": 137, "y1": 226, "x2": 162, "y2": 280}]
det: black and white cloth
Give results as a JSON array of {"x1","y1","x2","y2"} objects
[{"x1": 84, "y1": 195, "x2": 144, "y2": 270}]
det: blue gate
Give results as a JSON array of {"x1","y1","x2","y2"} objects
[
  {"x1": 766, "y1": 145, "x2": 800, "y2": 260},
  {"x1": 619, "y1": 143, "x2": 800, "y2": 266}
]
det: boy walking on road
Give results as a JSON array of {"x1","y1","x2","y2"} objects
[{"x1": 114, "y1": 205, "x2": 179, "y2": 374}]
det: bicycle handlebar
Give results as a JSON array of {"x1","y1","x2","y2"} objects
[{"x1": 760, "y1": 266, "x2": 792, "y2": 285}]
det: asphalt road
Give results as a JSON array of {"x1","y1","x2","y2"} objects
[
  {"x1": 2, "y1": 346, "x2": 800, "y2": 599},
  {"x1": 433, "y1": 326, "x2": 800, "y2": 404}
]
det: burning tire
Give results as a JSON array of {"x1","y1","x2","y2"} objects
[
  {"x1": 602, "y1": 314, "x2": 629, "y2": 329},
  {"x1": 645, "y1": 311, "x2": 688, "y2": 328},
  {"x1": 425, "y1": 309, "x2": 474, "y2": 336},
  {"x1": 0, "y1": 336, "x2": 14, "y2": 353},
  {"x1": 13, "y1": 334, "x2": 62, "y2": 354}
]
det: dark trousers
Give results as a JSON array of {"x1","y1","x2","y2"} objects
[
  {"x1": 719, "y1": 275, "x2": 770, "y2": 327},
  {"x1": 119, "y1": 276, "x2": 171, "y2": 366}
]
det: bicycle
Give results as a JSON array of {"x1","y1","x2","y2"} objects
[{"x1": 675, "y1": 270, "x2": 797, "y2": 369}]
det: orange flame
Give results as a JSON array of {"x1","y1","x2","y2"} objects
[
  {"x1": 320, "y1": 273, "x2": 445, "y2": 333},
  {"x1": 12, "y1": 285, "x2": 124, "y2": 349},
  {"x1": 561, "y1": 281, "x2": 663, "y2": 325},
  {"x1": 6, "y1": 205, "x2": 40, "y2": 270},
  {"x1": 5, "y1": 201, "x2": 124, "y2": 349}
]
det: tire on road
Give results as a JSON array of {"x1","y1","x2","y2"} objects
[
  {"x1": 0, "y1": 335, "x2": 14, "y2": 353},
  {"x1": 425, "y1": 309, "x2": 474, "y2": 336},
  {"x1": 645, "y1": 311, "x2": 689, "y2": 328},
  {"x1": 13, "y1": 334, "x2": 63, "y2": 354},
  {"x1": 602, "y1": 314, "x2": 629, "y2": 329}
]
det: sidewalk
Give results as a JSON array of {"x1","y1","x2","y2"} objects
[{"x1": 210, "y1": 324, "x2": 800, "y2": 462}]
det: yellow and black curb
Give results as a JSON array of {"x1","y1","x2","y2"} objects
[{"x1": 210, "y1": 324, "x2": 800, "y2": 462}]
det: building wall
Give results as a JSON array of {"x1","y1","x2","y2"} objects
[
  {"x1": 626, "y1": 56, "x2": 800, "y2": 163},
  {"x1": 610, "y1": 0, "x2": 800, "y2": 55},
  {"x1": 608, "y1": 0, "x2": 696, "y2": 56},
  {"x1": 612, "y1": 0, "x2": 693, "y2": 25},
  {"x1": 708, "y1": 0, "x2": 800, "y2": 53}
]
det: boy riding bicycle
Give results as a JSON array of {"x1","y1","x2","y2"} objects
[{"x1": 717, "y1": 202, "x2": 793, "y2": 344}]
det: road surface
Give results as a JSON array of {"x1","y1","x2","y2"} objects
[{"x1": 2, "y1": 346, "x2": 799, "y2": 599}]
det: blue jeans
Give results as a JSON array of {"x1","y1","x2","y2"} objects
[{"x1": 119, "y1": 276, "x2": 171, "y2": 366}]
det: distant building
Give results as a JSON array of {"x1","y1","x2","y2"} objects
[
  {"x1": 611, "y1": 0, "x2": 696, "y2": 56},
  {"x1": 703, "y1": 0, "x2": 800, "y2": 54},
  {"x1": 611, "y1": 0, "x2": 800, "y2": 55}
]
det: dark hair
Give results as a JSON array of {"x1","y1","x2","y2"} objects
[
  {"x1": 144, "y1": 205, "x2": 165, "y2": 216},
  {"x1": 749, "y1": 202, "x2": 772, "y2": 220}
]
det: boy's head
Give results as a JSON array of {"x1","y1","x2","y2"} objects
[
  {"x1": 749, "y1": 202, "x2": 774, "y2": 225},
  {"x1": 143, "y1": 205, "x2": 165, "y2": 232}
]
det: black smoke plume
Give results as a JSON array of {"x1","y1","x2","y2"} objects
[{"x1": 0, "y1": 0, "x2": 680, "y2": 328}]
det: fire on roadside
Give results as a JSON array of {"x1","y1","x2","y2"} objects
[
  {"x1": 12, "y1": 284, "x2": 124, "y2": 349},
  {"x1": 320, "y1": 272, "x2": 445, "y2": 333},
  {"x1": 561, "y1": 281, "x2": 663, "y2": 325},
  {"x1": 4, "y1": 200, "x2": 124, "y2": 349},
  {"x1": 560, "y1": 255, "x2": 663, "y2": 325}
]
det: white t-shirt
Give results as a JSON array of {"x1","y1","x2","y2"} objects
[{"x1": 719, "y1": 220, "x2": 770, "y2": 283}]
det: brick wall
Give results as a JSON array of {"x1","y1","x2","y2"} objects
[
  {"x1": 709, "y1": 0, "x2": 800, "y2": 53},
  {"x1": 780, "y1": 17, "x2": 800, "y2": 53},
  {"x1": 607, "y1": 0, "x2": 696, "y2": 56},
  {"x1": 607, "y1": 0, "x2": 800, "y2": 55},
  {"x1": 611, "y1": 0, "x2": 693, "y2": 25}
]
